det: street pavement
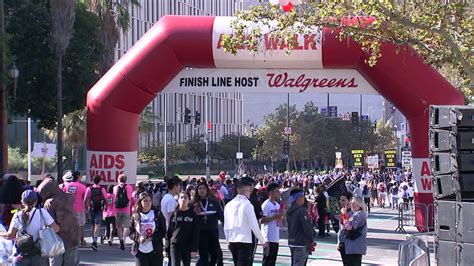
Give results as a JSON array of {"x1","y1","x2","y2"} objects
[{"x1": 79, "y1": 207, "x2": 427, "y2": 265}]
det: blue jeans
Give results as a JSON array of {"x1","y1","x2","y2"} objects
[
  {"x1": 290, "y1": 246, "x2": 309, "y2": 266},
  {"x1": 14, "y1": 254, "x2": 48, "y2": 266},
  {"x1": 392, "y1": 196, "x2": 399, "y2": 209},
  {"x1": 50, "y1": 246, "x2": 79, "y2": 266}
]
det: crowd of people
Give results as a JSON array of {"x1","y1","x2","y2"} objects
[{"x1": 0, "y1": 167, "x2": 413, "y2": 266}]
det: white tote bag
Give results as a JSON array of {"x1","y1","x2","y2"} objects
[{"x1": 38, "y1": 209, "x2": 65, "y2": 257}]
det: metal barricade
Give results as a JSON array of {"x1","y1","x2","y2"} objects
[
  {"x1": 395, "y1": 203, "x2": 435, "y2": 233},
  {"x1": 398, "y1": 233, "x2": 432, "y2": 266}
]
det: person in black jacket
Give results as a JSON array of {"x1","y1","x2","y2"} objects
[
  {"x1": 129, "y1": 192, "x2": 166, "y2": 266},
  {"x1": 315, "y1": 186, "x2": 328, "y2": 237},
  {"x1": 193, "y1": 182, "x2": 224, "y2": 266},
  {"x1": 287, "y1": 188, "x2": 316, "y2": 266},
  {"x1": 165, "y1": 191, "x2": 199, "y2": 266}
]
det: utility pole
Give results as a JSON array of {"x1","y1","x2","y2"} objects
[
  {"x1": 164, "y1": 94, "x2": 167, "y2": 176},
  {"x1": 0, "y1": 0, "x2": 7, "y2": 175},
  {"x1": 286, "y1": 93, "x2": 290, "y2": 172},
  {"x1": 205, "y1": 93, "x2": 210, "y2": 179}
]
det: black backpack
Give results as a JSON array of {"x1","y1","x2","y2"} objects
[
  {"x1": 90, "y1": 187, "x2": 105, "y2": 212},
  {"x1": 362, "y1": 185, "x2": 368, "y2": 195},
  {"x1": 115, "y1": 185, "x2": 129, "y2": 208}
]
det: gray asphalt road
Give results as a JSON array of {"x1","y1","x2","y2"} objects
[{"x1": 79, "y1": 207, "x2": 418, "y2": 265}]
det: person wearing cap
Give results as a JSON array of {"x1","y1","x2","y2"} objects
[
  {"x1": 287, "y1": 188, "x2": 316, "y2": 266},
  {"x1": 224, "y1": 179, "x2": 267, "y2": 266},
  {"x1": 0, "y1": 190, "x2": 60, "y2": 265},
  {"x1": 61, "y1": 171, "x2": 87, "y2": 246}
]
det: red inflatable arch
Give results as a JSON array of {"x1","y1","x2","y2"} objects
[{"x1": 87, "y1": 16, "x2": 463, "y2": 229}]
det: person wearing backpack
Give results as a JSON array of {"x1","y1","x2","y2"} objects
[
  {"x1": 85, "y1": 175, "x2": 107, "y2": 251},
  {"x1": 0, "y1": 190, "x2": 60, "y2": 266},
  {"x1": 113, "y1": 174, "x2": 133, "y2": 251}
]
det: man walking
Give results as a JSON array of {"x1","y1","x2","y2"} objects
[
  {"x1": 260, "y1": 183, "x2": 282, "y2": 266},
  {"x1": 224, "y1": 179, "x2": 267, "y2": 266},
  {"x1": 62, "y1": 171, "x2": 87, "y2": 246},
  {"x1": 287, "y1": 188, "x2": 316, "y2": 266},
  {"x1": 85, "y1": 175, "x2": 107, "y2": 251},
  {"x1": 114, "y1": 174, "x2": 133, "y2": 250},
  {"x1": 315, "y1": 186, "x2": 327, "y2": 237},
  {"x1": 161, "y1": 176, "x2": 181, "y2": 229}
]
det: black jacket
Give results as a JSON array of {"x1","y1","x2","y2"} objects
[
  {"x1": 287, "y1": 204, "x2": 315, "y2": 247},
  {"x1": 129, "y1": 208, "x2": 167, "y2": 255},
  {"x1": 165, "y1": 208, "x2": 200, "y2": 253},
  {"x1": 194, "y1": 198, "x2": 224, "y2": 232}
]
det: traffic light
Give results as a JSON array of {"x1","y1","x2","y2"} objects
[
  {"x1": 351, "y1": 112, "x2": 359, "y2": 126},
  {"x1": 184, "y1": 108, "x2": 191, "y2": 124},
  {"x1": 282, "y1": 140, "x2": 290, "y2": 155},
  {"x1": 195, "y1": 111, "x2": 201, "y2": 125}
]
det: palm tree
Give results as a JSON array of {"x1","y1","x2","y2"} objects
[
  {"x1": 79, "y1": 0, "x2": 141, "y2": 74},
  {"x1": 140, "y1": 106, "x2": 158, "y2": 149},
  {"x1": 45, "y1": 108, "x2": 87, "y2": 171},
  {"x1": 49, "y1": 0, "x2": 76, "y2": 178}
]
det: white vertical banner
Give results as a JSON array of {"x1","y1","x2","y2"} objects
[{"x1": 412, "y1": 158, "x2": 432, "y2": 193}]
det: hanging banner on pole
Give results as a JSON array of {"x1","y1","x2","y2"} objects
[
  {"x1": 367, "y1": 154, "x2": 379, "y2": 169},
  {"x1": 384, "y1": 149, "x2": 397, "y2": 168},
  {"x1": 351, "y1": 150, "x2": 364, "y2": 168}
]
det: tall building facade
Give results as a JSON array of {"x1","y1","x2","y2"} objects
[{"x1": 116, "y1": 1, "x2": 244, "y2": 147}]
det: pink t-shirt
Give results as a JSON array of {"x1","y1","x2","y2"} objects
[
  {"x1": 84, "y1": 184, "x2": 107, "y2": 211},
  {"x1": 104, "y1": 193, "x2": 116, "y2": 218},
  {"x1": 63, "y1": 181, "x2": 87, "y2": 213},
  {"x1": 113, "y1": 183, "x2": 133, "y2": 214}
]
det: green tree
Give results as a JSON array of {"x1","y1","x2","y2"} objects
[
  {"x1": 185, "y1": 135, "x2": 206, "y2": 161},
  {"x1": 256, "y1": 102, "x2": 396, "y2": 170},
  {"x1": 221, "y1": 1, "x2": 473, "y2": 95},
  {"x1": 255, "y1": 103, "x2": 298, "y2": 163},
  {"x1": 44, "y1": 108, "x2": 87, "y2": 171},
  {"x1": 79, "y1": 0, "x2": 141, "y2": 73},
  {"x1": 215, "y1": 134, "x2": 257, "y2": 161},
  {"x1": 6, "y1": 1, "x2": 102, "y2": 128},
  {"x1": 49, "y1": 0, "x2": 76, "y2": 177},
  {"x1": 140, "y1": 106, "x2": 158, "y2": 148}
]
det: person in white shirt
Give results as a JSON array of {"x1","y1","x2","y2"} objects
[
  {"x1": 161, "y1": 177, "x2": 182, "y2": 230},
  {"x1": 0, "y1": 190, "x2": 60, "y2": 266},
  {"x1": 224, "y1": 179, "x2": 267, "y2": 266},
  {"x1": 260, "y1": 183, "x2": 282, "y2": 266}
]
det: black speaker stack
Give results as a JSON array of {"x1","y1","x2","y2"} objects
[{"x1": 430, "y1": 105, "x2": 474, "y2": 266}]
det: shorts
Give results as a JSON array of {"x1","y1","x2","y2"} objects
[
  {"x1": 90, "y1": 211, "x2": 103, "y2": 225},
  {"x1": 115, "y1": 212, "x2": 131, "y2": 227},
  {"x1": 75, "y1": 212, "x2": 86, "y2": 226}
]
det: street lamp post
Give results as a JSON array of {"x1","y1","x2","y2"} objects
[
  {"x1": 7, "y1": 63, "x2": 31, "y2": 181},
  {"x1": 0, "y1": 0, "x2": 7, "y2": 175}
]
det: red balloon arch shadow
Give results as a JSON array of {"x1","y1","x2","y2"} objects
[{"x1": 86, "y1": 16, "x2": 464, "y2": 230}]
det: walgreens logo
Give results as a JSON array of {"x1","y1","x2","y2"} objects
[{"x1": 266, "y1": 72, "x2": 358, "y2": 92}]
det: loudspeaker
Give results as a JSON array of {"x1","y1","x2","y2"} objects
[
  {"x1": 430, "y1": 129, "x2": 474, "y2": 152},
  {"x1": 436, "y1": 240, "x2": 457, "y2": 266},
  {"x1": 430, "y1": 152, "x2": 474, "y2": 175},
  {"x1": 434, "y1": 173, "x2": 474, "y2": 199},
  {"x1": 430, "y1": 105, "x2": 474, "y2": 129},
  {"x1": 436, "y1": 200, "x2": 457, "y2": 242},
  {"x1": 457, "y1": 201, "x2": 474, "y2": 243}
]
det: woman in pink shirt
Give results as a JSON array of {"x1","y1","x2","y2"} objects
[{"x1": 102, "y1": 185, "x2": 117, "y2": 246}]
